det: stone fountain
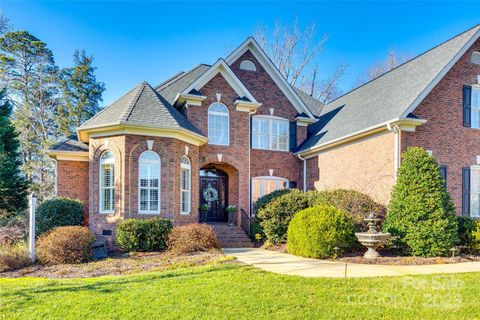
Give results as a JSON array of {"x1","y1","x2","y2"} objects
[{"x1": 355, "y1": 213, "x2": 390, "y2": 259}]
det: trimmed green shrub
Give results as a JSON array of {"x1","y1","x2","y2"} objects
[
  {"x1": 36, "y1": 197, "x2": 84, "y2": 236},
  {"x1": 36, "y1": 226, "x2": 94, "y2": 265},
  {"x1": 310, "y1": 189, "x2": 386, "y2": 231},
  {"x1": 383, "y1": 147, "x2": 458, "y2": 257},
  {"x1": 287, "y1": 205, "x2": 356, "y2": 258},
  {"x1": 252, "y1": 189, "x2": 293, "y2": 240},
  {"x1": 116, "y1": 218, "x2": 173, "y2": 252},
  {"x1": 257, "y1": 189, "x2": 312, "y2": 244},
  {"x1": 457, "y1": 216, "x2": 480, "y2": 253},
  {"x1": 167, "y1": 224, "x2": 220, "y2": 255}
]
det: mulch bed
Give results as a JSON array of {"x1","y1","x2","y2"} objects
[
  {"x1": 263, "y1": 243, "x2": 480, "y2": 265},
  {"x1": 0, "y1": 250, "x2": 230, "y2": 279}
]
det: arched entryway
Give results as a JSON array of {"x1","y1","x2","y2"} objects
[{"x1": 199, "y1": 168, "x2": 228, "y2": 222}]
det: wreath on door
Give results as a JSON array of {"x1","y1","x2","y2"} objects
[{"x1": 203, "y1": 186, "x2": 219, "y2": 202}]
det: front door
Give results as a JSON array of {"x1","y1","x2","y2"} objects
[{"x1": 200, "y1": 169, "x2": 227, "y2": 222}]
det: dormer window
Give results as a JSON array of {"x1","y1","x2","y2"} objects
[
  {"x1": 471, "y1": 51, "x2": 480, "y2": 65},
  {"x1": 239, "y1": 60, "x2": 257, "y2": 72}
]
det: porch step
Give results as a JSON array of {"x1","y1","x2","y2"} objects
[{"x1": 209, "y1": 223, "x2": 253, "y2": 248}]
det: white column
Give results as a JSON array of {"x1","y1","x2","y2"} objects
[{"x1": 29, "y1": 193, "x2": 37, "y2": 262}]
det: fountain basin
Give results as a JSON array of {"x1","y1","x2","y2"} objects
[{"x1": 355, "y1": 232, "x2": 390, "y2": 259}]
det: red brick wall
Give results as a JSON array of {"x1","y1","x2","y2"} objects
[
  {"x1": 402, "y1": 38, "x2": 480, "y2": 213},
  {"x1": 230, "y1": 50, "x2": 303, "y2": 185},
  {"x1": 186, "y1": 73, "x2": 250, "y2": 220},
  {"x1": 87, "y1": 135, "x2": 200, "y2": 242},
  {"x1": 57, "y1": 160, "x2": 89, "y2": 223}
]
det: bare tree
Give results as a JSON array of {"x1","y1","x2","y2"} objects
[
  {"x1": 255, "y1": 20, "x2": 346, "y2": 104},
  {"x1": 356, "y1": 50, "x2": 411, "y2": 86},
  {"x1": 0, "y1": 11, "x2": 10, "y2": 35}
]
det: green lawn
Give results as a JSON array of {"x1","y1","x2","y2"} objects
[{"x1": 1, "y1": 263, "x2": 480, "y2": 319}]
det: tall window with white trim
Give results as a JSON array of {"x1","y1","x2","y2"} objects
[
  {"x1": 100, "y1": 151, "x2": 115, "y2": 213},
  {"x1": 252, "y1": 117, "x2": 289, "y2": 151},
  {"x1": 139, "y1": 151, "x2": 161, "y2": 214},
  {"x1": 208, "y1": 102, "x2": 229, "y2": 145},
  {"x1": 180, "y1": 156, "x2": 191, "y2": 214}
]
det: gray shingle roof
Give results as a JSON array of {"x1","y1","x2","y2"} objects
[
  {"x1": 79, "y1": 81, "x2": 204, "y2": 136},
  {"x1": 293, "y1": 88, "x2": 324, "y2": 116},
  {"x1": 51, "y1": 135, "x2": 89, "y2": 152},
  {"x1": 155, "y1": 64, "x2": 210, "y2": 104},
  {"x1": 299, "y1": 24, "x2": 480, "y2": 152}
]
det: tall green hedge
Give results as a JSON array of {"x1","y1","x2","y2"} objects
[
  {"x1": 383, "y1": 147, "x2": 458, "y2": 257},
  {"x1": 36, "y1": 197, "x2": 84, "y2": 236}
]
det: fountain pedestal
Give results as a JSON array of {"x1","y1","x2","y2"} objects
[{"x1": 355, "y1": 213, "x2": 390, "y2": 259}]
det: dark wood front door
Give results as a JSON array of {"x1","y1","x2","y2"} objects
[{"x1": 200, "y1": 169, "x2": 227, "y2": 222}]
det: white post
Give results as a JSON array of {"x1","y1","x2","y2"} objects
[{"x1": 29, "y1": 193, "x2": 37, "y2": 262}]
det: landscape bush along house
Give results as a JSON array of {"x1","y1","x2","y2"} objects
[{"x1": 49, "y1": 25, "x2": 480, "y2": 244}]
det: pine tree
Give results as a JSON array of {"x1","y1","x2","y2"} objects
[
  {"x1": 0, "y1": 89, "x2": 28, "y2": 218},
  {"x1": 0, "y1": 31, "x2": 59, "y2": 199},
  {"x1": 383, "y1": 147, "x2": 458, "y2": 257},
  {"x1": 57, "y1": 50, "x2": 105, "y2": 136}
]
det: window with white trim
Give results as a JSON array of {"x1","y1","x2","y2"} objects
[
  {"x1": 252, "y1": 117, "x2": 289, "y2": 151},
  {"x1": 208, "y1": 102, "x2": 230, "y2": 145},
  {"x1": 139, "y1": 151, "x2": 161, "y2": 214},
  {"x1": 100, "y1": 151, "x2": 115, "y2": 214},
  {"x1": 180, "y1": 156, "x2": 191, "y2": 214},
  {"x1": 471, "y1": 165, "x2": 480, "y2": 217},
  {"x1": 472, "y1": 87, "x2": 480, "y2": 128},
  {"x1": 252, "y1": 176, "x2": 288, "y2": 203}
]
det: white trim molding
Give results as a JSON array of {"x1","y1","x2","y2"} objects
[{"x1": 181, "y1": 59, "x2": 259, "y2": 104}]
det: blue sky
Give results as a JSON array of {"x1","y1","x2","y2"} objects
[{"x1": 2, "y1": 1, "x2": 479, "y2": 105}]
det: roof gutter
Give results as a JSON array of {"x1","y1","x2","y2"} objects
[
  {"x1": 77, "y1": 122, "x2": 208, "y2": 146},
  {"x1": 296, "y1": 117, "x2": 427, "y2": 159}
]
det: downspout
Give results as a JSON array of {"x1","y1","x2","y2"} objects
[
  {"x1": 248, "y1": 110, "x2": 256, "y2": 217},
  {"x1": 52, "y1": 158, "x2": 58, "y2": 196},
  {"x1": 297, "y1": 154, "x2": 307, "y2": 192},
  {"x1": 387, "y1": 123, "x2": 401, "y2": 181}
]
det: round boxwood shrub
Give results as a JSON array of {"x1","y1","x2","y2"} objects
[
  {"x1": 167, "y1": 223, "x2": 220, "y2": 255},
  {"x1": 36, "y1": 197, "x2": 84, "y2": 236},
  {"x1": 36, "y1": 226, "x2": 94, "y2": 264},
  {"x1": 311, "y1": 189, "x2": 386, "y2": 231},
  {"x1": 383, "y1": 147, "x2": 458, "y2": 257},
  {"x1": 116, "y1": 218, "x2": 173, "y2": 252},
  {"x1": 257, "y1": 189, "x2": 312, "y2": 244},
  {"x1": 287, "y1": 205, "x2": 356, "y2": 258}
]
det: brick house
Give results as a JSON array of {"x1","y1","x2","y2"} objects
[{"x1": 50, "y1": 25, "x2": 480, "y2": 242}]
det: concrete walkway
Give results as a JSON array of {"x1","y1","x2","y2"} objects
[{"x1": 224, "y1": 248, "x2": 480, "y2": 278}]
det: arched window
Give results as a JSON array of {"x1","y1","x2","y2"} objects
[
  {"x1": 208, "y1": 102, "x2": 230, "y2": 145},
  {"x1": 471, "y1": 51, "x2": 480, "y2": 65},
  {"x1": 100, "y1": 151, "x2": 115, "y2": 214},
  {"x1": 180, "y1": 156, "x2": 191, "y2": 214},
  {"x1": 239, "y1": 59, "x2": 257, "y2": 72},
  {"x1": 139, "y1": 151, "x2": 161, "y2": 214}
]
